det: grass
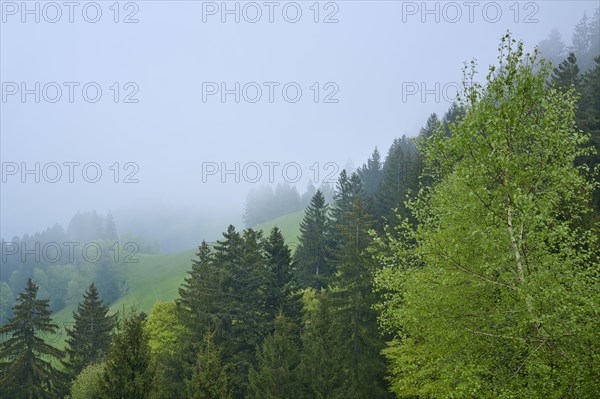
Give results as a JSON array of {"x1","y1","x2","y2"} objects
[
  {"x1": 48, "y1": 210, "x2": 305, "y2": 349},
  {"x1": 254, "y1": 210, "x2": 304, "y2": 250}
]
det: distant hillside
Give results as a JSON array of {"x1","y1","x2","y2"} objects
[
  {"x1": 49, "y1": 210, "x2": 305, "y2": 349},
  {"x1": 253, "y1": 210, "x2": 303, "y2": 249}
]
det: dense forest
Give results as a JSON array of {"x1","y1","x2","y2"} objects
[{"x1": 2, "y1": 14, "x2": 600, "y2": 399}]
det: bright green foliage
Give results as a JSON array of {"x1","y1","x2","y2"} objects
[
  {"x1": 68, "y1": 363, "x2": 105, "y2": 399},
  {"x1": 102, "y1": 308, "x2": 154, "y2": 399},
  {"x1": 375, "y1": 34, "x2": 600, "y2": 398},
  {"x1": 186, "y1": 330, "x2": 231, "y2": 399},
  {"x1": 63, "y1": 282, "x2": 116, "y2": 380},
  {"x1": 0, "y1": 278, "x2": 65, "y2": 398},
  {"x1": 248, "y1": 312, "x2": 301, "y2": 399},
  {"x1": 147, "y1": 301, "x2": 188, "y2": 358},
  {"x1": 146, "y1": 301, "x2": 190, "y2": 399},
  {"x1": 294, "y1": 190, "x2": 332, "y2": 290}
]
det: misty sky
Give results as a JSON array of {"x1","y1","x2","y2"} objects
[{"x1": 1, "y1": 0, "x2": 597, "y2": 239}]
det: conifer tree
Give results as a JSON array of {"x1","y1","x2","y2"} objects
[
  {"x1": 263, "y1": 227, "x2": 301, "y2": 324},
  {"x1": 248, "y1": 312, "x2": 301, "y2": 399},
  {"x1": 357, "y1": 147, "x2": 383, "y2": 198},
  {"x1": 328, "y1": 198, "x2": 391, "y2": 399},
  {"x1": 186, "y1": 330, "x2": 231, "y2": 399},
  {"x1": 552, "y1": 52, "x2": 581, "y2": 91},
  {"x1": 0, "y1": 278, "x2": 65, "y2": 398},
  {"x1": 294, "y1": 190, "x2": 331, "y2": 290},
  {"x1": 63, "y1": 282, "x2": 116, "y2": 380},
  {"x1": 103, "y1": 308, "x2": 154, "y2": 398},
  {"x1": 299, "y1": 291, "x2": 345, "y2": 399},
  {"x1": 177, "y1": 241, "x2": 223, "y2": 337},
  {"x1": 578, "y1": 56, "x2": 600, "y2": 214},
  {"x1": 225, "y1": 228, "x2": 272, "y2": 398},
  {"x1": 330, "y1": 171, "x2": 366, "y2": 239},
  {"x1": 376, "y1": 137, "x2": 419, "y2": 225}
]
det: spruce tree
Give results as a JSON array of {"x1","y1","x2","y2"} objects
[
  {"x1": 552, "y1": 52, "x2": 581, "y2": 91},
  {"x1": 419, "y1": 113, "x2": 441, "y2": 140},
  {"x1": 0, "y1": 278, "x2": 65, "y2": 398},
  {"x1": 328, "y1": 198, "x2": 390, "y2": 399},
  {"x1": 299, "y1": 291, "x2": 345, "y2": 399},
  {"x1": 294, "y1": 190, "x2": 331, "y2": 290},
  {"x1": 225, "y1": 228, "x2": 271, "y2": 398},
  {"x1": 376, "y1": 137, "x2": 419, "y2": 225},
  {"x1": 248, "y1": 312, "x2": 301, "y2": 399},
  {"x1": 63, "y1": 282, "x2": 116, "y2": 380},
  {"x1": 186, "y1": 330, "x2": 231, "y2": 399},
  {"x1": 263, "y1": 227, "x2": 301, "y2": 325},
  {"x1": 103, "y1": 309, "x2": 154, "y2": 399},
  {"x1": 177, "y1": 241, "x2": 223, "y2": 338},
  {"x1": 357, "y1": 147, "x2": 383, "y2": 198},
  {"x1": 578, "y1": 56, "x2": 600, "y2": 214}
]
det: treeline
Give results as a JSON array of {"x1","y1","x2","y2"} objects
[
  {"x1": 243, "y1": 182, "x2": 334, "y2": 227},
  {"x1": 2, "y1": 31, "x2": 600, "y2": 398},
  {"x1": 0, "y1": 210, "x2": 159, "y2": 323},
  {"x1": 536, "y1": 8, "x2": 600, "y2": 72}
]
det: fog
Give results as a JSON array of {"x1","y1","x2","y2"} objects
[{"x1": 1, "y1": 0, "x2": 596, "y2": 246}]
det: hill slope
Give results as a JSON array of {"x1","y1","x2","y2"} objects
[{"x1": 50, "y1": 210, "x2": 304, "y2": 348}]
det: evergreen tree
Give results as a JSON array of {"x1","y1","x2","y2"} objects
[
  {"x1": 294, "y1": 190, "x2": 331, "y2": 290},
  {"x1": 301, "y1": 180, "x2": 317, "y2": 207},
  {"x1": 357, "y1": 147, "x2": 383, "y2": 198},
  {"x1": 177, "y1": 241, "x2": 223, "y2": 338},
  {"x1": 376, "y1": 137, "x2": 419, "y2": 225},
  {"x1": 0, "y1": 278, "x2": 65, "y2": 398},
  {"x1": 328, "y1": 198, "x2": 390, "y2": 399},
  {"x1": 0, "y1": 281, "x2": 14, "y2": 325},
  {"x1": 103, "y1": 309, "x2": 154, "y2": 399},
  {"x1": 104, "y1": 210, "x2": 118, "y2": 242},
  {"x1": 537, "y1": 27, "x2": 567, "y2": 66},
  {"x1": 299, "y1": 291, "x2": 345, "y2": 399},
  {"x1": 248, "y1": 312, "x2": 301, "y2": 399},
  {"x1": 93, "y1": 254, "x2": 119, "y2": 305},
  {"x1": 224, "y1": 228, "x2": 272, "y2": 398},
  {"x1": 571, "y1": 12, "x2": 590, "y2": 61},
  {"x1": 578, "y1": 56, "x2": 600, "y2": 213},
  {"x1": 331, "y1": 170, "x2": 365, "y2": 228},
  {"x1": 186, "y1": 330, "x2": 231, "y2": 399},
  {"x1": 588, "y1": 9, "x2": 600, "y2": 70},
  {"x1": 552, "y1": 52, "x2": 581, "y2": 91},
  {"x1": 63, "y1": 282, "x2": 116, "y2": 380},
  {"x1": 263, "y1": 227, "x2": 301, "y2": 325},
  {"x1": 419, "y1": 113, "x2": 441, "y2": 139}
]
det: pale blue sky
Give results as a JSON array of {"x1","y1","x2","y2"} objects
[{"x1": 1, "y1": 0, "x2": 598, "y2": 238}]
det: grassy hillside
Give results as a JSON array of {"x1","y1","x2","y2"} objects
[
  {"x1": 254, "y1": 210, "x2": 304, "y2": 249},
  {"x1": 49, "y1": 210, "x2": 304, "y2": 348}
]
